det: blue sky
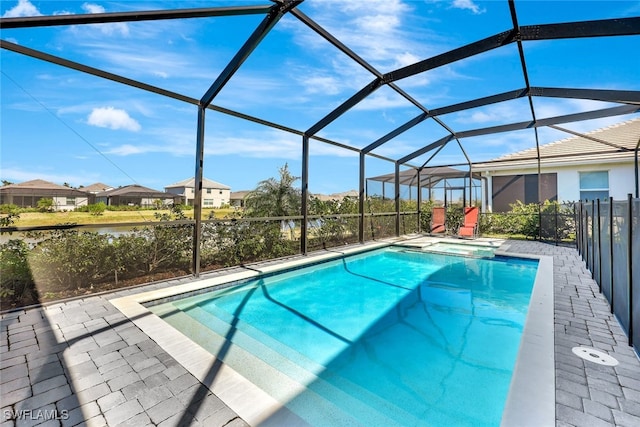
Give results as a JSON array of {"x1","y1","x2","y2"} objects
[{"x1": 1, "y1": 0, "x2": 639, "y2": 196}]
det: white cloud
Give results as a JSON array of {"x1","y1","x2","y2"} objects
[
  {"x1": 302, "y1": 75, "x2": 343, "y2": 96},
  {"x1": 451, "y1": 0, "x2": 486, "y2": 15},
  {"x1": 87, "y1": 107, "x2": 141, "y2": 131},
  {"x1": 2, "y1": 0, "x2": 41, "y2": 17},
  {"x1": 80, "y1": 3, "x2": 129, "y2": 36},
  {"x1": 302, "y1": 0, "x2": 436, "y2": 73}
]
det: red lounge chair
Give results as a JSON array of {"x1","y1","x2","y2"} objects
[
  {"x1": 431, "y1": 207, "x2": 446, "y2": 234},
  {"x1": 458, "y1": 206, "x2": 479, "y2": 238}
]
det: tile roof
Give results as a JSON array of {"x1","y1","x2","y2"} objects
[
  {"x1": 96, "y1": 184, "x2": 174, "y2": 197},
  {"x1": 82, "y1": 182, "x2": 113, "y2": 193},
  {"x1": 165, "y1": 177, "x2": 230, "y2": 190},
  {"x1": 0, "y1": 179, "x2": 89, "y2": 196},
  {"x1": 476, "y1": 117, "x2": 640, "y2": 169},
  {"x1": 1, "y1": 179, "x2": 71, "y2": 190}
]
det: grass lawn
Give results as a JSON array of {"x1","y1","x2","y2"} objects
[{"x1": 9, "y1": 208, "x2": 237, "y2": 227}]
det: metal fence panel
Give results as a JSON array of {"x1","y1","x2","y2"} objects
[
  {"x1": 593, "y1": 202, "x2": 601, "y2": 286},
  {"x1": 632, "y1": 199, "x2": 639, "y2": 353},
  {"x1": 612, "y1": 201, "x2": 630, "y2": 334},
  {"x1": 600, "y1": 202, "x2": 612, "y2": 303},
  {"x1": 585, "y1": 203, "x2": 593, "y2": 270}
]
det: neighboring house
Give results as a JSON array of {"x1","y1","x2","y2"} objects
[
  {"x1": 96, "y1": 184, "x2": 181, "y2": 207},
  {"x1": 229, "y1": 190, "x2": 251, "y2": 208},
  {"x1": 311, "y1": 190, "x2": 359, "y2": 202},
  {"x1": 475, "y1": 118, "x2": 640, "y2": 212},
  {"x1": 165, "y1": 178, "x2": 231, "y2": 208},
  {"x1": 82, "y1": 182, "x2": 114, "y2": 194},
  {"x1": 0, "y1": 179, "x2": 90, "y2": 210}
]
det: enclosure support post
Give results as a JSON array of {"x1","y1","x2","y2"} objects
[
  {"x1": 192, "y1": 105, "x2": 206, "y2": 277},
  {"x1": 635, "y1": 137, "x2": 640, "y2": 198},
  {"x1": 417, "y1": 169, "x2": 422, "y2": 233},
  {"x1": 395, "y1": 162, "x2": 401, "y2": 237},
  {"x1": 628, "y1": 193, "x2": 634, "y2": 346},
  {"x1": 610, "y1": 196, "x2": 615, "y2": 314},
  {"x1": 468, "y1": 164, "x2": 473, "y2": 207},
  {"x1": 301, "y1": 135, "x2": 309, "y2": 255},
  {"x1": 591, "y1": 199, "x2": 595, "y2": 279},
  {"x1": 359, "y1": 152, "x2": 365, "y2": 243}
]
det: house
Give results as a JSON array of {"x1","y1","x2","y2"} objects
[
  {"x1": 0, "y1": 179, "x2": 90, "y2": 210},
  {"x1": 311, "y1": 190, "x2": 359, "y2": 202},
  {"x1": 96, "y1": 184, "x2": 181, "y2": 207},
  {"x1": 81, "y1": 182, "x2": 113, "y2": 194},
  {"x1": 229, "y1": 190, "x2": 251, "y2": 208},
  {"x1": 475, "y1": 118, "x2": 640, "y2": 212},
  {"x1": 165, "y1": 178, "x2": 231, "y2": 208}
]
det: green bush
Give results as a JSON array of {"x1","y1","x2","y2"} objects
[
  {"x1": 89, "y1": 202, "x2": 107, "y2": 216},
  {"x1": 0, "y1": 239, "x2": 36, "y2": 303},
  {"x1": 0, "y1": 204, "x2": 20, "y2": 215},
  {"x1": 202, "y1": 220, "x2": 296, "y2": 267},
  {"x1": 28, "y1": 230, "x2": 116, "y2": 291},
  {"x1": 479, "y1": 200, "x2": 575, "y2": 241},
  {"x1": 37, "y1": 198, "x2": 55, "y2": 212}
]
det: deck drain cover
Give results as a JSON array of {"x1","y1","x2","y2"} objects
[{"x1": 572, "y1": 346, "x2": 619, "y2": 366}]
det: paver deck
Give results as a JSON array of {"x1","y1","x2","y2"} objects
[{"x1": 1, "y1": 239, "x2": 639, "y2": 426}]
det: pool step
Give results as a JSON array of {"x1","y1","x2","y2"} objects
[{"x1": 156, "y1": 303, "x2": 425, "y2": 427}]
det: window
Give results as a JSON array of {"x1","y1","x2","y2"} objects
[
  {"x1": 66, "y1": 197, "x2": 76, "y2": 206},
  {"x1": 219, "y1": 190, "x2": 223, "y2": 194},
  {"x1": 579, "y1": 171, "x2": 609, "y2": 201},
  {"x1": 203, "y1": 199, "x2": 214, "y2": 207},
  {"x1": 206, "y1": 188, "x2": 212, "y2": 194}
]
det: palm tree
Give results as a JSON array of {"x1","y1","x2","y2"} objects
[{"x1": 244, "y1": 163, "x2": 301, "y2": 217}]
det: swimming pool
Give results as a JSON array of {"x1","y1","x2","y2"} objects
[{"x1": 146, "y1": 247, "x2": 538, "y2": 426}]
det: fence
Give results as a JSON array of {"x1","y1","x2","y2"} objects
[
  {"x1": 576, "y1": 195, "x2": 639, "y2": 356},
  {"x1": 479, "y1": 202, "x2": 576, "y2": 245}
]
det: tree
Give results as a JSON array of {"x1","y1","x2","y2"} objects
[
  {"x1": 2, "y1": 180, "x2": 13, "y2": 186},
  {"x1": 37, "y1": 198, "x2": 55, "y2": 212},
  {"x1": 88, "y1": 202, "x2": 107, "y2": 216},
  {"x1": 244, "y1": 164, "x2": 301, "y2": 217}
]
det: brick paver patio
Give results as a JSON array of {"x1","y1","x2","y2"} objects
[{"x1": 1, "y1": 239, "x2": 639, "y2": 426}]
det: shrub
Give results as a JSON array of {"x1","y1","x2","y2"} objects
[
  {"x1": 37, "y1": 198, "x2": 55, "y2": 212},
  {"x1": 0, "y1": 204, "x2": 20, "y2": 215},
  {"x1": 202, "y1": 220, "x2": 296, "y2": 267},
  {"x1": 88, "y1": 202, "x2": 107, "y2": 216},
  {"x1": 28, "y1": 230, "x2": 116, "y2": 291},
  {"x1": 0, "y1": 239, "x2": 36, "y2": 303}
]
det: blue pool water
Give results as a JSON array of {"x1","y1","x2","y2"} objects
[{"x1": 150, "y1": 247, "x2": 538, "y2": 426}]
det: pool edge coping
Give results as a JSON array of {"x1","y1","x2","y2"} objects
[
  {"x1": 500, "y1": 252, "x2": 555, "y2": 427},
  {"x1": 110, "y1": 240, "x2": 555, "y2": 427}
]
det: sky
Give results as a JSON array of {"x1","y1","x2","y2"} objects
[{"x1": 1, "y1": 0, "x2": 639, "y2": 197}]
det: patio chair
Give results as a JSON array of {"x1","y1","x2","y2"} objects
[
  {"x1": 458, "y1": 206, "x2": 479, "y2": 238},
  {"x1": 430, "y1": 207, "x2": 446, "y2": 234}
]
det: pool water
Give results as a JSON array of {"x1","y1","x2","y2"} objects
[
  {"x1": 150, "y1": 247, "x2": 538, "y2": 426},
  {"x1": 422, "y1": 242, "x2": 497, "y2": 257}
]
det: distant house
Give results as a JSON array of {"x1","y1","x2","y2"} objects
[
  {"x1": 311, "y1": 190, "x2": 359, "y2": 202},
  {"x1": 0, "y1": 179, "x2": 90, "y2": 211},
  {"x1": 82, "y1": 182, "x2": 114, "y2": 194},
  {"x1": 229, "y1": 190, "x2": 251, "y2": 208},
  {"x1": 475, "y1": 118, "x2": 640, "y2": 212},
  {"x1": 96, "y1": 184, "x2": 181, "y2": 207},
  {"x1": 165, "y1": 178, "x2": 231, "y2": 208}
]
